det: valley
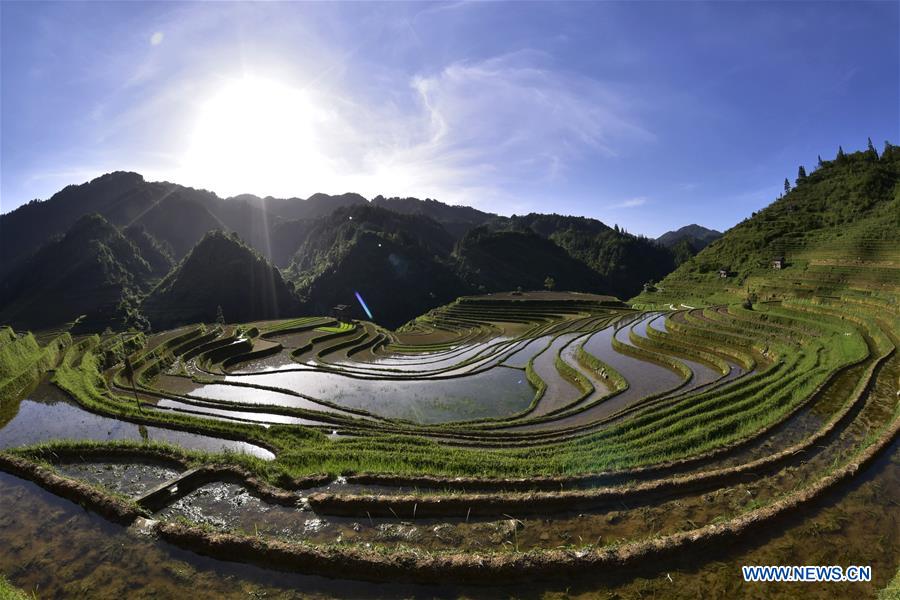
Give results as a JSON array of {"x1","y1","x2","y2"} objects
[{"x1": 0, "y1": 144, "x2": 897, "y2": 598}]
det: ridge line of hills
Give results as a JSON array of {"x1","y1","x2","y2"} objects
[{"x1": 2, "y1": 140, "x2": 894, "y2": 331}]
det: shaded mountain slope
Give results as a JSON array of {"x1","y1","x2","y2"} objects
[
  {"x1": 0, "y1": 214, "x2": 153, "y2": 331},
  {"x1": 371, "y1": 195, "x2": 495, "y2": 239},
  {"x1": 289, "y1": 204, "x2": 456, "y2": 281},
  {"x1": 0, "y1": 173, "x2": 369, "y2": 278},
  {"x1": 300, "y1": 231, "x2": 468, "y2": 329},
  {"x1": 143, "y1": 231, "x2": 300, "y2": 328},
  {"x1": 123, "y1": 224, "x2": 174, "y2": 278},
  {"x1": 454, "y1": 227, "x2": 607, "y2": 294},
  {"x1": 489, "y1": 213, "x2": 675, "y2": 298},
  {"x1": 656, "y1": 224, "x2": 722, "y2": 249}
]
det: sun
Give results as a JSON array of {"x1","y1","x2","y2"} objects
[{"x1": 181, "y1": 76, "x2": 330, "y2": 197}]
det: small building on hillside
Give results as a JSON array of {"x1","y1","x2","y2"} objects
[
  {"x1": 330, "y1": 304, "x2": 352, "y2": 323},
  {"x1": 718, "y1": 268, "x2": 730, "y2": 278},
  {"x1": 772, "y1": 256, "x2": 786, "y2": 270}
]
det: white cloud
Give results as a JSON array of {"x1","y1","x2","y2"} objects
[
  {"x1": 150, "y1": 31, "x2": 164, "y2": 46},
  {"x1": 295, "y1": 50, "x2": 654, "y2": 211},
  {"x1": 409, "y1": 51, "x2": 653, "y2": 178},
  {"x1": 607, "y1": 196, "x2": 648, "y2": 209},
  {"x1": 58, "y1": 38, "x2": 655, "y2": 215}
]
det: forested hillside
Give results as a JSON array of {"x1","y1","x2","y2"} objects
[
  {"x1": 142, "y1": 230, "x2": 300, "y2": 328},
  {"x1": 0, "y1": 214, "x2": 153, "y2": 331},
  {"x1": 633, "y1": 141, "x2": 900, "y2": 306}
]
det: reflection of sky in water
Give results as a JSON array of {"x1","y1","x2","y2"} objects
[
  {"x1": 225, "y1": 367, "x2": 534, "y2": 423},
  {"x1": 529, "y1": 333, "x2": 584, "y2": 416},
  {"x1": 0, "y1": 387, "x2": 273, "y2": 459},
  {"x1": 625, "y1": 314, "x2": 729, "y2": 390},
  {"x1": 502, "y1": 335, "x2": 554, "y2": 368},
  {"x1": 189, "y1": 383, "x2": 349, "y2": 414},
  {"x1": 155, "y1": 399, "x2": 323, "y2": 427}
]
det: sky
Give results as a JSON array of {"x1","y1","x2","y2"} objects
[{"x1": 1, "y1": 1, "x2": 898, "y2": 237}]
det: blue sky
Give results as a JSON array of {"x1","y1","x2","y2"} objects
[{"x1": 2, "y1": 1, "x2": 897, "y2": 236}]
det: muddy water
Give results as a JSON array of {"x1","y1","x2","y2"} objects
[
  {"x1": 0, "y1": 441, "x2": 897, "y2": 598},
  {"x1": 0, "y1": 343, "x2": 897, "y2": 596},
  {"x1": 127, "y1": 349, "x2": 898, "y2": 560},
  {"x1": 55, "y1": 461, "x2": 180, "y2": 497},
  {"x1": 0, "y1": 382, "x2": 274, "y2": 460},
  {"x1": 156, "y1": 482, "x2": 310, "y2": 534},
  {"x1": 0, "y1": 471, "x2": 434, "y2": 599}
]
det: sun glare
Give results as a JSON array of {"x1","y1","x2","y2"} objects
[{"x1": 181, "y1": 77, "x2": 330, "y2": 197}]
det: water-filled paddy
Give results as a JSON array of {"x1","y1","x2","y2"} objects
[
  {"x1": 186, "y1": 382, "x2": 354, "y2": 415},
  {"x1": 152, "y1": 398, "x2": 324, "y2": 427},
  {"x1": 528, "y1": 333, "x2": 584, "y2": 416},
  {"x1": 1, "y1": 438, "x2": 896, "y2": 599},
  {"x1": 223, "y1": 366, "x2": 535, "y2": 423},
  {"x1": 0, "y1": 382, "x2": 274, "y2": 459},
  {"x1": 56, "y1": 461, "x2": 180, "y2": 497}
]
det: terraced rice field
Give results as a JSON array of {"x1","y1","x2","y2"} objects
[{"x1": 1, "y1": 283, "x2": 898, "y2": 597}]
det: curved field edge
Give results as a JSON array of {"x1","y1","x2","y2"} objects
[
  {"x1": 0, "y1": 397, "x2": 896, "y2": 584},
  {"x1": 16, "y1": 296, "x2": 882, "y2": 483}
]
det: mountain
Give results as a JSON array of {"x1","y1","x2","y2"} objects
[
  {"x1": 0, "y1": 173, "x2": 369, "y2": 278},
  {"x1": 267, "y1": 218, "x2": 318, "y2": 267},
  {"x1": 371, "y1": 195, "x2": 495, "y2": 239},
  {"x1": 0, "y1": 214, "x2": 153, "y2": 331},
  {"x1": 288, "y1": 205, "x2": 463, "y2": 328},
  {"x1": 227, "y1": 192, "x2": 367, "y2": 221},
  {"x1": 489, "y1": 213, "x2": 676, "y2": 299},
  {"x1": 454, "y1": 227, "x2": 607, "y2": 294},
  {"x1": 122, "y1": 224, "x2": 174, "y2": 278},
  {"x1": 632, "y1": 142, "x2": 900, "y2": 306},
  {"x1": 142, "y1": 230, "x2": 300, "y2": 328},
  {"x1": 2, "y1": 171, "x2": 740, "y2": 332},
  {"x1": 289, "y1": 204, "x2": 457, "y2": 282},
  {"x1": 655, "y1": 225, "x2": 723, "y2": 269},
  {"x1": 656, "y1": 224, "x2": 723, "y2": 249},
  {"x1": 300, "y1": 230, "x2": 467, "y2": 329}
]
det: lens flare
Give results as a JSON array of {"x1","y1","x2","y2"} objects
[{"x1": 354, "y1": 291, "x2": 374, "y2": 320}]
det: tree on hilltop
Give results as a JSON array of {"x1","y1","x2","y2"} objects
[{"x1": 867, "y1": 137, "x2": 879, "y2": 159}]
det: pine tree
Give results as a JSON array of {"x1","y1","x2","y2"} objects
[
  {"x1": 796, "y1": 165, "x2": 807, "y2": 184},
  {"x1": 784, "y1": 178, "x2": 791, "y2": 195},
  {"x1": 216, "y1": 304, "x2": 225, "y2": 325},
  {"x1": 837, "y1": 146, "x2": 846, "y2": 161},
  {"x1": 817, "y1": 155, "x2": 824, "y2": 167},
  {"x1": 867, "y1": 137, "x2": 879, "y2": 159},
  {"x1": 885, "y1": 141, "x2": 894, "y2": 158}
]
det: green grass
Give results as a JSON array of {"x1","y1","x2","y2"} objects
[
  {"x1": 879, "y1": 566, "x2": 900, "y2": 600},
  {"x1": 3, "y1": 266, "x2": 891, "y2": 488},
  {"x1": 0, "y1": 327, "x2": 71, "y2": 401},
  {"x1": 0, "y1": 575, "x2": 30, "y2": 600},
  {"x1": 315, "y1": 322, "x2": 355, "y2": 333}
]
